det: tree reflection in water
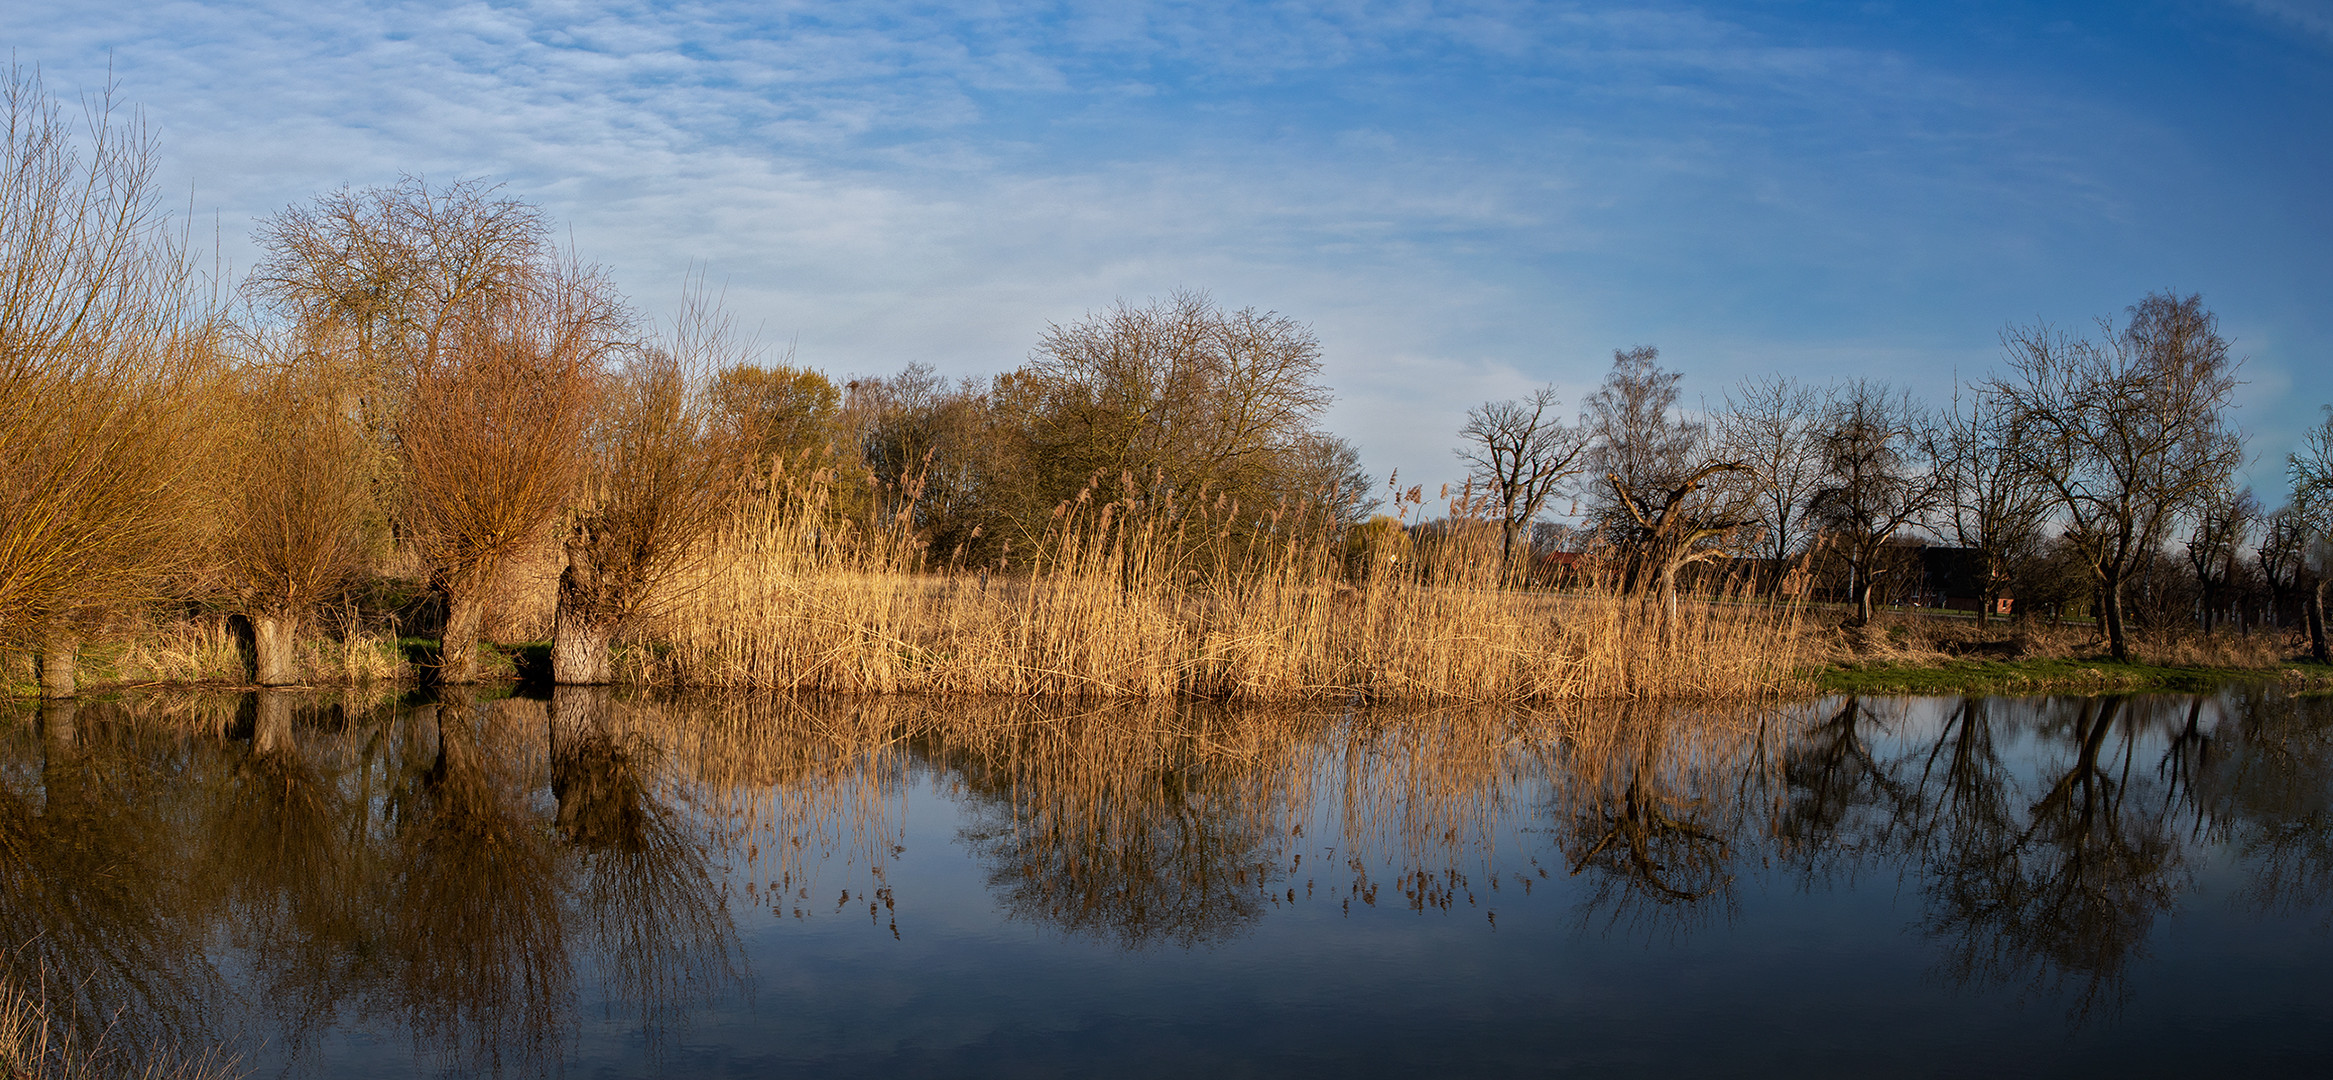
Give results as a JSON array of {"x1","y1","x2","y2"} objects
[
  {"x1": 549, "y1": 686, "x2": 739, "y2": 1041},
  {"x1": 1909, "y1": 696, "x2": 2183, "y2": 1018},
  {"x1": 2184, "y1": 686, "x2": 2333, "y2": 921},
  {"x1": 1, "y1": 688, "x2": 743, "y2": 1076},
  {"x1": 387, "y1": 689, "x2": 575, "y2": 1069},
  {"x1": 1550, "y1": 707, "x2": 1764, "y2": 938},
  {"x1": 1778, "y1": 696, "x2": 1915, "y2": 886},
  {"x1": 941, "y1": 701, "x2": 1298, "y2": 949},
  {"x1": 9, "y1": 686, "x2": 2333, "y2": 1069},
  {"x1": 0, "y1": 698, "x2": 223, "y2": 1069}
]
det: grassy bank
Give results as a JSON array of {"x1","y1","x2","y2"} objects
[
  {"x1": 1814, "y1": 657, "x2": 2333, "y2": 695},
  {"x1": 1802, "y1": 615, "x2": 2333, "y2": 695}
]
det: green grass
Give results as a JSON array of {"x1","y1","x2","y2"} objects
[{"x1": 1811, "y1": 657, "x2": 2329, "y2": 696}]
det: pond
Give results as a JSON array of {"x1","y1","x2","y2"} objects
[{"x1": 6, "y1": 687, "x2": 2332, "y2": 1077}]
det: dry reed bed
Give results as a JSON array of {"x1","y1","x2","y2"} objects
[{"x1": 631, "y1": 484, "x2": 1813, "y2": 703}]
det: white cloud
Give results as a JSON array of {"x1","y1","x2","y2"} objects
[{"x1": 2, "y1": 0, "x2": 2326, "y2": 490}]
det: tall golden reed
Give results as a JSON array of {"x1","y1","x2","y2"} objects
[{"x1": 635, "y1": 469, "x2": 1810, "y2": 702}]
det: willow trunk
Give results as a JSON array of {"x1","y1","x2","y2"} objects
[
  {"x1": 551, "y1": 567, "x2": 614, "y2": 685},
  {"x1": 253, "y1": 613, "x2": 301, "y2": 686},
  {"x1": 439, "y1": 590, "x2": 486, "y2": 684},
  {"x1": 35, "y1": 637, "x2": 78, "y2": 699},
  {"x1": 2101, "y1": 565, "x2": 2133, "y2": 663}
]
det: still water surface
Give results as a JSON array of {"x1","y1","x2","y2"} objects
[{"x1": 7, "y1": 687, "x2": 2333, "y2": 1077}]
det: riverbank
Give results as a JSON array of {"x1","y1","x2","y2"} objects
[
  {"x1": 10, "y1": 605, "x2": 2327, "y2": 703},
  {"x1": 1802, "y1": 616, "x2": 2333, "y2": 695},
  {"x1": 1813, "y1": 656, "x2": 2333, "y2": 695}
]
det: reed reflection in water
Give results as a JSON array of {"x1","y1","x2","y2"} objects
[{"x1": 5, "y1": 687, "x2": 2333, "y2": 1076}]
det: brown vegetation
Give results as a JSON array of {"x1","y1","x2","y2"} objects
[
  {"x1": 3, "y1": 72, "x2": 2326, "y2": 702},
  {"x1": 0, "y1": 66, "x2": 220, "y2": 696},
  {"x1": 553, "y1": 288, "x2": 751, "y2": 684},
  {"x1": 632, "y1": 472, "x2": 1811, "y2": 701}
]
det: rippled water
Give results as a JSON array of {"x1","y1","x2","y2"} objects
[{"x1": 7, "y1": 687, "x2": 2333, "y2": 1077}]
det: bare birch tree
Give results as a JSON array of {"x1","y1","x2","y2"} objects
[
  {"x1": 1582, "y1": 347, "x2": 1751, "y2": 614},
  {"x1": 1989, "y1": 293, "x2": 2245, "y2": 662}
]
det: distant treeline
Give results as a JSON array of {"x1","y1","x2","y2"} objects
[
  {"x1": 1447, "y1": 315, "x2": 2333, "y2": 665},
  {"x1": 1, "y1": 68, "x2": 2327, "y2": 699}
]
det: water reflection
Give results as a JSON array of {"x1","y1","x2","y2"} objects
[
  {"x1": 1556, "y1": 709, "x2": 1758, "y2": 935},
  {"x1": 942, "y1": 704, "x2": 1295, "y2": 949},
  {"x1": 4, "y1": 687, "x2": 2333, "y2": 1073},
  {"x1": 1, "y1": 699, "x2": 223, "y2": 1066}
]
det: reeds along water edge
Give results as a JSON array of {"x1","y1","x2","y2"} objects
[{"x1": 629, "y1": 469, "x2": 1813, "y2": 702}]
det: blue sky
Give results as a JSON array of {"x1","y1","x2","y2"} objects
[{"x1": 9, "y1": 0, "x2": 2329, "y2": 498}]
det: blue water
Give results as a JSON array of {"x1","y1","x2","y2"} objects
[{"x1": 9, "y1": 689, "x2": 2333, "y2": 1077}]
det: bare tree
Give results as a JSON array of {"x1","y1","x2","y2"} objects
[
  {"x1": 1009, "y1": 289, "x2": 1334, "y2": 550},
  {"x1": 250, "y1": 175, "x2": 548, "y2": 440},
  {"x1": 1456, "y1": 385, "x2": 1588, "y2": 581},
  {"x1": 1806, "y1": 380, "x2": 1940, "y2": 625},
  {"x1": 2258, "y1": 502, "x2": 2310, "y2": 633},
  {"x1": 212, "y1": 331, "x2": 381, "y2": 684},
  {"x1": 1714, "y1": 375, "x2": 1829, "y2": 580},
  {"x1": 400, "y1": 261, "x2": 627, "y2": 682},
  {"x1": 255, "y1": 177, "x2": 626, "y2": 682},
  {"x1": 2290, "y1": 406, "x2": 2333, "y2": 662},
  {"x1": 0, "y1": 65, "x2": 218, "y2": 696},
  {"x1": 1285, "y1": 431, "x2": 1379, "y2": 531},
  {"x1": 552, "y1": 289, "x2": 750, "y2": 684},
  {"x1": 848, "y1": 362, "x2": 1001, "y2": 555},
  {"x1": 1929, "y1": 386, "x2": 2053, "y2": 624},
  {"x1": 2182, "y1": 484, "x2": 2258, "y2": 636},
  {"x1": 1583, "y1": 346, "x2": 1703, "y2": 538},
  {"x1": 1582, "y1": 346, "x2": 1751, "y2": 611},
  {"x1": 1989, "y1": 293, "x2": 2245, "y2": 662}
]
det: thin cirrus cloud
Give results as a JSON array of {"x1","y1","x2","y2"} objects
[{"x1": 5, "y1": 0, "x2": 2328, "y2": 494}]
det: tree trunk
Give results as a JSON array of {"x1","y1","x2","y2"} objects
[
  {"x1": 440, "y1": 588, "x2": 486, "y2": 684},
  {"x1": 35, "y1": 638, "x2": 78, "y2": 699},
  {"x1": 2101, "y1": 566, "x2": 2132, "y2": 663},
  {"x1": 1853, "y1": 572, "x2": 1874, "y2": 627},
  {"x1": 2309, "y1": 579, "x2": 2329, "y2": 664},
  {"x1": 552, "y1": 565, "x2": 614, "y2": 685},
  {"x1": 254, "y1": 612, "x2": 301, "y2": 686}
]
